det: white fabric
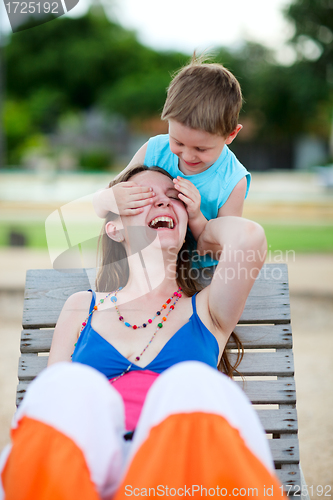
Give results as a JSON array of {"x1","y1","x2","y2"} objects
[{"x1": 12, "y1": 362, "x2": 127, "y2": 499}]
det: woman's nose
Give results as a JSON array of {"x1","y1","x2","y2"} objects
[{"x1": 154, "y1": 194, "x2": 171, "y2": 207}]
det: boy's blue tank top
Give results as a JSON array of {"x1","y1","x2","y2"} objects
[{"x1": 72, "y1": 291, "x2": 219, "y2": 379}]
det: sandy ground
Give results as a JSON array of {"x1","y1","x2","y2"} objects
[{"x1": 0, "y1": 248, "x2": 332, "y2": 497}]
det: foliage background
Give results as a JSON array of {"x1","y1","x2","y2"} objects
[{"x1": 2, "y1": 0, "x2": 333, "y2": 170}]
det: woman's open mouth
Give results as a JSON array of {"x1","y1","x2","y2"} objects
[{"x1": 148, "y1": 216, "x2": 175, "y2": 229}]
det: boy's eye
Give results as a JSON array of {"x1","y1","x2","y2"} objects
[{"x1": 196, "y1": 148, "x2": 206, "y2": 152}]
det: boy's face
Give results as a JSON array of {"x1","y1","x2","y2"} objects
[{"x1": 168, "y1": 120, "x2": 241, "y2": 175}]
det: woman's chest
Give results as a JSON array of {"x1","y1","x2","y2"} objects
[{"x1": 89, "y1": 300, "x2": 193, "y2": 367}]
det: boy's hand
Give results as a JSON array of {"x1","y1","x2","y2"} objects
[
  {"x1": 173, "y1": 177, "x2": 201, "y2": 220},
  {"x1": 112, "y1": 182, "x2": 155, "y2": 215}
]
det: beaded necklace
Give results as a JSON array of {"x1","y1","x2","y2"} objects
[
  {"x1": 75, "y1": 287, "x2": 183, "y2": 383},
  {"x1": 114, "y1": 287, "x2": 182, "y2": 329}
]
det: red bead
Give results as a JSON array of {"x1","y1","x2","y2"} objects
[
  {"x1": 82, "y1": 322, "x2": 86, "y2": 326},
  {"x1": 170, "y1": 305, "x2": 174, "y2": 310},
  {"x1": 119, "y1": 316, "x2": 123, "y2": 321},
  {"x1": 133, "y1": 325, "x2": 137, "y2": 330},
  {"x1": 148, "y1": 319, "x2": 152, "y2": 323},
  {"x1": 166, "y1": 299, "x2": 171, "y2": 304},
  {"x1": 174, "y1": 292, "x2": 177, "y2": 296},
  {"x1": 135, "y1": 356, "x2": 140, "y2": 361}
]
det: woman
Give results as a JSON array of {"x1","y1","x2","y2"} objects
[{"x1": 0, "y1": 166, "x2": 283, "y2": 500}]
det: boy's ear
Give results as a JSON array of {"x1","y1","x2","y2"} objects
[
  {"x1": 225, "y1": 124, "x2": 243, "y2": 145},
  {"x1": 105, "y1": 221, "x2": 125, "y2": 242}
]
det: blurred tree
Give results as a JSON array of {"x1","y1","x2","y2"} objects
[
  {"x1": 4, "y1": 1, "x2": 332, "y2": 168},
  {"x1": 283, "y1": 0, "x2": 333, "y2": 140},
  {"x1": 285, "y1": 0, "x2": 333, "y2": 76},
  {"x1": 3, "y1": 100, "x2": 35, "y2": 164},
  {"x1": 78, "y1": 148, "x2": 114, "y2": 172},
  {"x1": 4, "y1": 8, "x2": 188, "y2": 163},
  {"x1": 99, "y1": 72, "x2": 170, "y2": 119},
  {"x1": 215, "y1": 40, "x2": 332, "y2": 141},
  {"x1": 4, "y1": 9, "x2": 187, "y2": 123}
]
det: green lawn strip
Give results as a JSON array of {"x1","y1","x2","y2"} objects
[
  {"x1": 0, "y1": 222, "x2": 47, "y2": 248},
  {"x1": 262, "y1": 224, "x2": 333, "y2": 253},
  {"x1": 0, "y1": 221, "x2": 332, "y2": 252},
  {"x1": 0, "y1": 221, "x2": 100, "y2": 249}
]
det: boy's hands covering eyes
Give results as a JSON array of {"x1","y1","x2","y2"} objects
[
  {"x1": 173, "y1": 177, "x2": 201, "y2": 220},
  {"x1": 111, "y1": 182, "x2": 155, "y2": 215}
]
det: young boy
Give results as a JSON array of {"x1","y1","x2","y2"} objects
[{"x1": 94, "y1": 58, "x2": 251, "y2": 277}]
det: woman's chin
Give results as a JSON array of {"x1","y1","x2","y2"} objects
[{"x1": 151, "y1": 229, "x2": 183, "y2": 250}]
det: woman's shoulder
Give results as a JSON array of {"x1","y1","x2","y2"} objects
[{"x1": 62, "y1": 290, "x2": 93, "y2": 314}]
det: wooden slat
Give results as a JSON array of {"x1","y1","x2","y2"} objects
[
  {"x1": 21, "y1": 329, "x2": 54, "y2": 353},
  {"x1": 230, "y1": 324, "x2": 292, "y2": 348},
  {"x1": 22, "y1": 264, "x2": 291, "y2": 328},
  {"x1": 18, "y1": 353, "x2": 43, "y2": 380},
  {"x1": 232, "y1": 350, "x2": 294, "y2": 376},
  {"x1": 16, "y1": 378, "x2": 297, "y2": 407},
  {"x1": 276, "y1": 467, "x2": 301, "y2": 492},
  {"x1": 21, "y1": 324, "x2": 293, "y2": 353},
  {"x1": 256, "y1": 408, "x2": 298, "y2": 434},
  {"x1": 16, "y1": 382, "x2": 28, "y2": 406},
  {"x1": 240, "y1": 264, "x2": 290, "y2": 324},
  {"x1": 239, "y1": 379, "x2": 296, "y2": 404},
  {"x1": 18, "y1": 350, "x2": 295, "y2": 381},
  {"x1": 269, "y1": 438, "x2": 299, "y2": 464},
  {"x1": 23, "y1": 269, "x2": 92, "y2": 328}
]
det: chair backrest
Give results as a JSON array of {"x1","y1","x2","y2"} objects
[{"x1": 17, "y1": 263, "x2": 300, "y2": 493}]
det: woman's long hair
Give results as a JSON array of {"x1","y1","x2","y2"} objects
[{"x1": 96, "y1": 164, "x2": 243, "y2": 377}]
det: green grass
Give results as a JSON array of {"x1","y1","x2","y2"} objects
[
  {"x1": 0, "y1": 222, "x2": 47, "y2": 248},
  {"x1": 262, "y1": 224, "x2": 333, "y2": 253},
  {"x1": 0, "y1": 221, "x2": 332, "y2": 253}
]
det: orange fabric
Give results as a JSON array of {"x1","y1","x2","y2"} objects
[
  {"x1": 1, "y1": 416, "x2": 99, "y2": 500},
  {"x1": 115, "y1": 412, "x2": 284, "y2": 499}
]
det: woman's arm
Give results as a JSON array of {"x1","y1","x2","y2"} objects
[
  {"x1": 47, "y1": 291, "x2": 92, "y2": 366},
  {"x1": 196, "y1": 217, "x2": 267, "y2": 340}
]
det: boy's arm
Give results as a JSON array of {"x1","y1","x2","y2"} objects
[
  {"x1": 174, "y1": 176, "x2": 248, "y2": 242},
  {"x1": 217, "y1": 177, "x2": 247, "y2": 217},
  {"x1": 93, "y1": 142, "x2": 152, "y2": 219}
]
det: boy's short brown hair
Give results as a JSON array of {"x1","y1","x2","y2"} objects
[{"x1": 161, "y1": 57, "x2": 243, "y2": 137}]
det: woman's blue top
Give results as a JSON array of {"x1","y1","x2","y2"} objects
[{"x1": 72, "y1": 291, "x2": 219, "y2": 379}]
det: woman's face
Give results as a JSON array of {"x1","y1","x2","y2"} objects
[{"x1": 119, "y1": 170, "x2": 188, "y2": 252}]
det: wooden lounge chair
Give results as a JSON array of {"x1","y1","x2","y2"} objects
[{"x1": 17, "y1": 263, "x2": 306, "y2": 496}]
